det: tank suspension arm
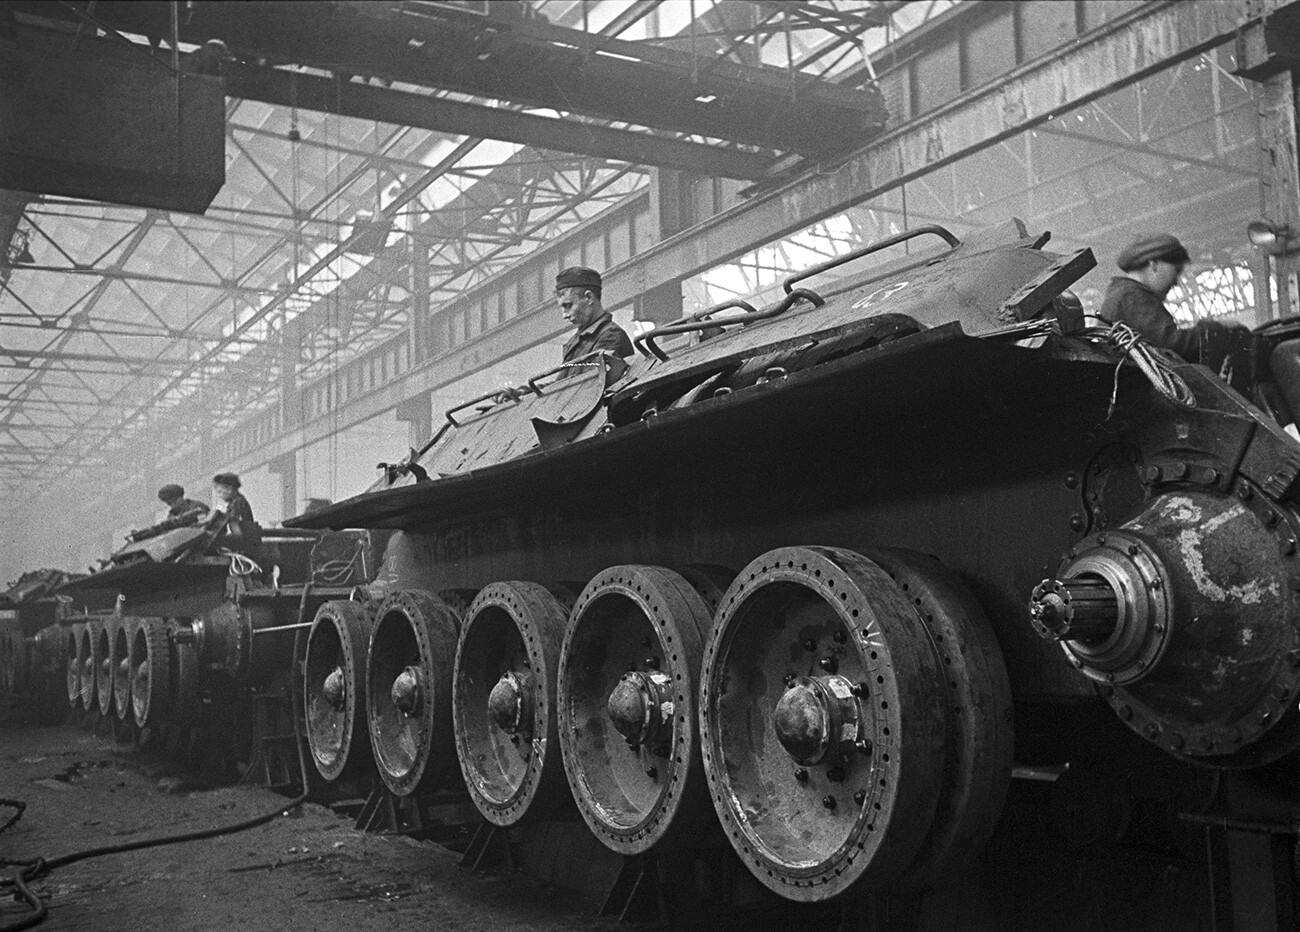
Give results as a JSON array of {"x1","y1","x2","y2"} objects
[
  {"x1": 1029, "y1": 577, "x2": 1121, "y2": 644},
  {"x1": 781, "y1": 224, "x2": 960, "y2": 295}
]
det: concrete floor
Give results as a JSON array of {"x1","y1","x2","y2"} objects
[{"x1": 0, "y1": 711, "x2": 615, "y2": 932}]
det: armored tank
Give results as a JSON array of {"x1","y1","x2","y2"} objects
[
  {"x1": 62, "y1": 510, "x2": 378, "y2": 777},
  {"x1": 285, "y1": 218, "x2": 1300, "y2": 922},
  {"x1": 0, "y1": 569, "x2": 109, "y2": 720}
]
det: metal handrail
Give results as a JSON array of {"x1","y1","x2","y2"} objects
[
  {"x1": 782, "y1": 224, "x2": 960, "y2": 294},
  {"x1": 635, "y1": 290, "x2": 824, "y2": 362}
]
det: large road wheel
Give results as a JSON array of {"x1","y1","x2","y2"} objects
[
  {"x1": 64, "y1": 624, "x2": 82, "y2": 710},
  {"x1": 93, "y1": 618, "x2": 115, "y2": 714},
  {"x1": 112, "y1": 619, "x2": 135, "y2": 722},
  {"x1": 167, "y1": 619, "x2": 201, "y2": 726},
  {"x1": 558, "y1": 565, "x2": 713, "y2": 854},
  {"x1": 858, "y1": 547, "x2": 1013, "y2": 890},
  {"x1": 305, "y1": 599, "x2": 374, "y2": 782},
  {"x1": 700, "y1": 546, "x2": 947, "y2": 902},
  {"x1": 131, "y1": 618, "x2": 170, "y2": 729},
  {"x1": 367, "y1": 590, "x2": 459, "y2": 796},
  {"x1": 78, "y1": 621, "x2": 96, "y2": 712},
  {"x1": 454, "y1": 581, "x2": 569, "y2": 826}
]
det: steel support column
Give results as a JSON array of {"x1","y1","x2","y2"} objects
[
  {"x1": 1256, "y1": 70, "x2": 1300, "y2": 319},
  {"x1": 268, "y1": 450, "x2": 297, "y2": 525}
]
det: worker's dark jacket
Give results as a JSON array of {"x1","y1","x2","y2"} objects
[
  {"x1": 1099, "y1": 276, "x2": 1198, "y2": 361},
  {"x1": 210, "y1": 492, "x2": 260, "y2": 551},
  {"x1": 168, "y1": 498, "x2": 209, "y2": 521},
  {"x1": 561, "y1": 313, "x2": 633, "y2": 374}
]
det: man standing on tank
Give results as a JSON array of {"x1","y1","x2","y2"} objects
[
  {"x1": 555, "y1": 266, "x2": 633, "y2": 375},
  {"x1": 1099, "y1": 233, "x2": 1199, "y2": 359},
  {"x1": 157, "y1": 484, "x2": 209, "y2": 522},
  {"x1": 207, "y1": 472, "x2": 260, "y2": 553}
]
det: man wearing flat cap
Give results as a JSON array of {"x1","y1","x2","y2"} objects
[
  {"x1": 157, "y1": 484, "x2": 209, "y2": 522},
  {"x1": 555, "y1": 266, "x2": 633, "y2": 375},
  {"x1": 1099, "y1": 233, "x2": 1199, "y2": 359},
  {"x1": 206, "y1": 472, "x2": 260, "y2": 553}
]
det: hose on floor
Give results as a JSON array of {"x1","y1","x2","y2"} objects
[{"x1": 0, "y1": 789, "x2": 308, "y2": 931}]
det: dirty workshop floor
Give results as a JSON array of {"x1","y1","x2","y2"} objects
[{"x1": 0, "y1": 713, "x2": 617, "y2": 932}]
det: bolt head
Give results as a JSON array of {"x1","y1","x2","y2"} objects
[
  {"x1": 854, "y1": 738, "x2": 872, "y2": 755},
  {"x1": 819, "y1": 655, "x2": 838, "y2": 674},
  {"x1": 822, "y1": 795, "x2": 837, "y2": 810},
  {"x1": 853, "y1": 790, "x2": 866, "y2": 805},
  {"x1": 794, "y1": 768, "x2": 809, "y2": 783},
  {"x1": 645, "y1": 766, "x2": 658, "y2": 779},
  {"x1": 803, "y1": 638, "x2": 816, "y2": 652}
]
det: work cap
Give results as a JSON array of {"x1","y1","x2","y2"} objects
[
  {"x1": 212, "y1": 472, "x2": 241, "y2": 490},
  {"x1": 157, "y1": 484, "x2": 184, "y2": 502},
  {"x1": 1117, "y1": 233, "x2": 1190, "y2": 271},
  {"x1": 555, "y1": 266, "x2": 601, "y2": 292}
]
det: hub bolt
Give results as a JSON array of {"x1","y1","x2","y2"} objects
[
  {"x1": 819, "y1": 656, "x2": 838, "y2": 674},
  {"x1": 855, "y1": 738, "x2": 872, "y2": 755},
  {"x1": 794, "y1": 768, "x2": 809, "y2": 783},
  {"x1": 645, "y1": 766, "x2": 658, "y2": 779},
  {"x1": 822, "y1": 795, "x2": 837, "y2": 810},
  {"x1": 854, "y1": 790, "x2": 866, "y2": 805},
  {"x1": 850, "y1": 682, "x2": 868, "y2": 698}
]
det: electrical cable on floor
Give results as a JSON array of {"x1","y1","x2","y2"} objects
[
  {"x1": 0, "y1": 785, "x2": 308, "y2": 930},
  {"x1": 0, "y1": 798, "x2": 25, "y2": 834}
]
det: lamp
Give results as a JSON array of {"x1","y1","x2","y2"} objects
[{"x1": 1247, "y1": 219, "x2": 1298, "y2": 256}]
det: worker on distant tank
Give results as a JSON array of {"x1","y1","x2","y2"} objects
[
  {"x1": 555, "y1": 266, "x2": 633, "y2": 376},
  {"x1": 207, "y1": 472, "x2": 260, "y2": 552},
  {"x1": 1098, "y1": 233, "x2": 1204, "y2": 360},
  {"x1": 157, "y1": 484, "x2": 209, "y2": 522}
]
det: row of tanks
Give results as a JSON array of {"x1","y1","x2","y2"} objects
[{"x1": 7, "y1": 218, "x2": 1300, "y2": 928}]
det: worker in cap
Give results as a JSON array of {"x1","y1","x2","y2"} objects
[
  {"x1": 157, "y1": 483, "x2": 210, "y2": 521},
  {"x1": 555, "y1": 266, "x2": 633, "y2": 377},
  {"x1": 207, "y1": 472, "x2": 261, "y2": 553},
  {"x1": 1099, "y1": 233, "x2": 1199, "y2": 360}
]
